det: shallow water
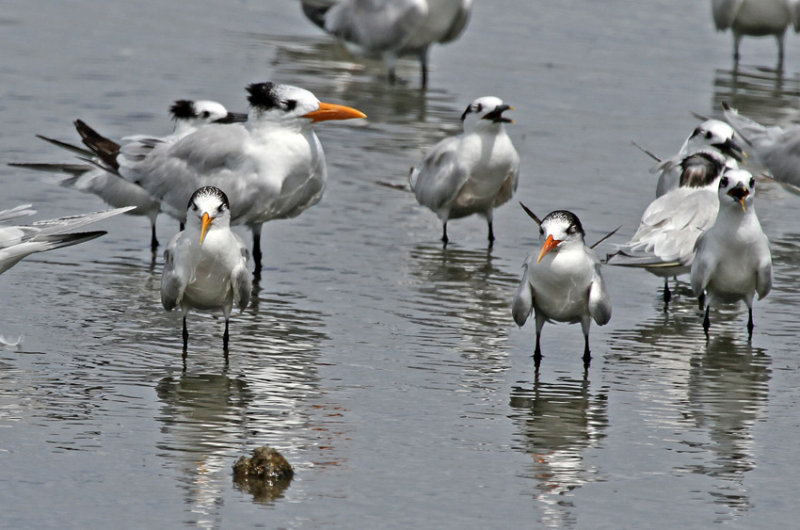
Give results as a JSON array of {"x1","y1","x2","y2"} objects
[{"x1": 2, "y1": 1, "x2": 800, "y2": 528}]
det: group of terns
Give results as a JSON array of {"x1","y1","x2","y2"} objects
[{"x1": 0, "y1": 0, "x2": 792, "y2": 369}]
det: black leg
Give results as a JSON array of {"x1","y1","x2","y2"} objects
[
  {"x1": 747, "y1": 308, "x2": 754, "y2": 341},
  {"x1": 487, "y1": 220, "x2": 495, "y2": 243},
  {"x1": 534, "y1": 332, "x2": 542, "y2": 369},
  {"x1": 252, "y1": 231, "x2": 262, "y2": 273},
  {"x1": 182, "y1": 316, "x2": 189, "y2": 350},
  {"x1": 583, "y1": 334, "x2": 591, "y2": 368},
  {"x1": 150, "y1": 223, "x2": 159, "y2": 251},
  {"x1": 663, "y1": 278, "x2": 672, "y2": 304},
  {"x1": 697, "y1": 292, "x2": 706, "y2": 311},
  {"x1": 179, "y1": 221, "x2": 185, "y2": 232},
  {"x1": 223, "y1": 319, "x2": 230, "y2": 351},
  {"x1": 703, "y1": 305, "x2": 710, "y2": 339},
  {"x1": 441, "y1": 222, "x2": 449, "y2": 247}
]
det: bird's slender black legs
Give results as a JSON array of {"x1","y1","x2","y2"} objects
[
  {"x1": 703, "y1": 305, "x2": 710, "y2": 339},
  {"x1": 663, "y1": 277, "x2": 672, "y2": 304},
  {"x1": 441, "y1": 222, "x2": 449, "y2": 247},
  {"x1": 583, "y1": 334, "x2": 591, "y2": 369},
  {"x1": 487, "y1": 220, "x2": 495, "y2": 244},
  {"x1": 747, "y1": 308, "x2": 754, "y2": 341},
  {"x1": 150, "y1": 224, "x2": 159, "y2": 252},
  {"x1": 252, "y1": 229, "x2": 263, "y2": 274}
]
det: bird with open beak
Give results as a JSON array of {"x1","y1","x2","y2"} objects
[{"x1": 690, "y1": 168, "x2": 772, "y2": 340}]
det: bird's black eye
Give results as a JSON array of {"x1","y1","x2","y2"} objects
[
  {"x1": 719, "y1": 176, "x2": 729, "y2": 188},
  {"x1": 285, "y1": 99, "x2": 297, "y2": 111},
  {"x1": 191, "y1": 203, "x2": 199, "y2": 211},
  {"x1": 749, "y1": 177, "x2": 755, "y2": 188},
  {"x1": 705, "y1": 131, "x2": 713, "y2": 139},
  {"x1": 201, "y1": 111, "x2": 210, "y2": 119},
  {"x1": 475, "y1": 103, "x2": 483, "y2": 113},
  {"x1": 218, "y1": 203, "x2": 227, "y2": 213}
]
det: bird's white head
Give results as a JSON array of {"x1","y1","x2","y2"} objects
[
  {"x1": 686, "y1": 119, "x2": 744, "y2": 163},
  {"x1": 718, "y1": 168, "x2": 756, "y2": 213},
  {"x1": 536, "y1": 210, "x2": 585, "y2": 263},
  {"x1": 460, "y1": 96, "x2": 513, "y2": 132},
  {"x1": 186, "y1": 186, "x2": 231, "y2": 245},
  {"x1": 245, "y1": 82, "x2": 366, "y2": 126}
]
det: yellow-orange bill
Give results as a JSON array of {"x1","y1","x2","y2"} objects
[
  {"x1": 739, "y1": 198, "x2": 746, "y2": 212},
  {"x1": 304, "y1": 102, "x2": 367, "y2": 123},
  {"x1": 199, "y1": 212, "x2": 213, "y2": 244},
  {"x1": 537, "y1": 235, "x2": 560, "y2": 263}
]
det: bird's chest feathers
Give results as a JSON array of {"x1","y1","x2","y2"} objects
[{"x1": 531, "y1": 249, "x2": 592, "y2": 317}]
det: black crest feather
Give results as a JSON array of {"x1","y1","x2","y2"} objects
[
  {"x1": 246, "y1": 82, "x2": 280, "y2": 110},
  {"x1": 189, "y1": 186, "x2": 230, "y2": 210},
  {"x1": 170, "y1": 100, "x2": 197, "y2": 120}
]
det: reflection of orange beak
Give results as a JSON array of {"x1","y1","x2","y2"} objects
[
  {"x1": 199, "y1": 212, "x2": 213, "y2": 245},
  {"x1": 303, "y1": 102, "x2": 367, "y2": 123},
  {"x1": 537, "y1": 235, "x2": 561, "y2": 263}
]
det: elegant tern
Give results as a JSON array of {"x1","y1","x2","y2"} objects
[
  {"x1": 690, "y1": 168, "x2": 772, "y2": 339},
  {"x1": 722, "y1": 101, "x2": 800, "y2": 186},
  {"x1": 512, "y1": 205, "x2": 612, "y2": 369},
  {"x1": 712, "y1": 0, "x2": 800, "y2": 67},
  {"x1": 301, "y1": 0, "x2": 472, "y2": 88},
  {"x1": 651, "y1": 119, "x2": 744, "y2": 197},
  {"x1": 161, "y1": 186, "x2": 252, "y2": 356},
  {"x1": 0, "y1": 204, "x2": 134, "y2": 275},
  {"x1": 607, "y1": 150, "x2": 731, "y2": 303},
  {"x1": 115, "y1": 82, "x2": 366, "y2": 272},
  {"x1": 409, "y1": 96, "x2": 519, "y2": 246},
  {"x1": 10, "y1": 100, "x2": 246, "y2": 251}
]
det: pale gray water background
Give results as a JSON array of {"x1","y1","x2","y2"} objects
[{"x1": 2, "y1": 1, "x2": 800, "y2": 528}]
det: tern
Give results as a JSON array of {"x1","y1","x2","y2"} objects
[
  {"x1": 10, "y1": 100, "x2": 246, "y2": 251},
  {"x1": 512, "y1": 204, "x2": 612, "y2": 369},
  {"x1": 114, "y1": 82, "x2": 366, "y2": 272},
  {"x1": 0, "y1": 204, "x2": 134, "y2": 275},
  {"x1": 650, "y1": 119, "x2": 744, "y2": 197},
  {"x1": 722, "y1": 101, "x2": 800, "y2": 186},
  {"x1": 712, "y1": 0, "x2": 800, "y2": 67},
  {"x1": 300, "y1": 0, "x2": 472, "y2": 88},
  {"x1": 607, "y1": 150, "x2": 732, "y2": 303},
  {"x1": 691, "y1": 168, "x2": 772, "y2": 340},
  {"x1": 409, "y1": 96, "x2": 519, "y2": 246},
  {"x1": 161, "y1": 186, "x2": 252, "y2": 356}
]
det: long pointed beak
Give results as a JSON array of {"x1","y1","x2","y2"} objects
[
  {"x1": 303, "y1": 102, "x2": 367, "y2": 123},
  {"x1": 716, "y1": 138, "x2": 746, "y2": 162},
  {"x1": 199, "y1": 212, "x2": 214, "y2": 244},
  {"x1": 537, "y1": 235, "x2": 561, "y2": 263},
  {"x1": 215, "y1": 112, "x2": 248, "y2": 124}
]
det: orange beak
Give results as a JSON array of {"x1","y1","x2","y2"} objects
[
  {"x1": 303, "y1": 102, "x2": 367, "y2": 123},
  {"x1": 199, "y1": 212, "x2": 213, "y2": 245},
  {"x1": 536, "y1": 235, "x2": 561, "y2": 263}
]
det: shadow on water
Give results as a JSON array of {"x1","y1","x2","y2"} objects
[
  {"x1": 710, "y1": 65, "x2": 800, "y2": 123},
  {"x1": 679, "y1": 337, "x2": 770, "y2": 521},
  {"x1": 508, "y1": 376, "x2": 609, "y2": 528}
]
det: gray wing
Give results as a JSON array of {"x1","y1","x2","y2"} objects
[
  {"x1": 711, "y1": 0, "x2": 743, "y2": 30},
  {"x1": 410, "y1": 135, "x2": 468, "y2": 214},
  {"x1": 30, "y1": 206, "x2": 135, "y2": 236},
  {"x1": 511, "y1": 259, "x2": 534, "y2": 327},
  {"x1": 160, "y1": 235, "x2": 188, "y2": 312},
  {"x1": 588, "y1": 261, "x2": 612, "y2": 326},
  {"x1": 438, "y1": 0, "x2": 472, "y2": 43},
  {"x1": 0, "y1": 204, "x2": 35, "y2": 223},
  {"x1": 756, "y1": 235, "x2": 773, "y2": 299},
  {"x1": 690, "y1": 232, "x2": 714, "y2": 296},
  {"x1": 232, "y1": 241, "x2": 252, "y2": 311},
  {"x1": 0, "y1": 231, "x2": 106, "y2": 275},
  {"x1": 324, "y1": 0, "x2": 426, "y2": 53},
  {"x1": 610, "y1": 187, "x2": 718, "y2": 266}
]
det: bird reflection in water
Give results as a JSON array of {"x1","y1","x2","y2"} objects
[{"x1": 509, "y1": 376, "x2": 608, "y2": 527}]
